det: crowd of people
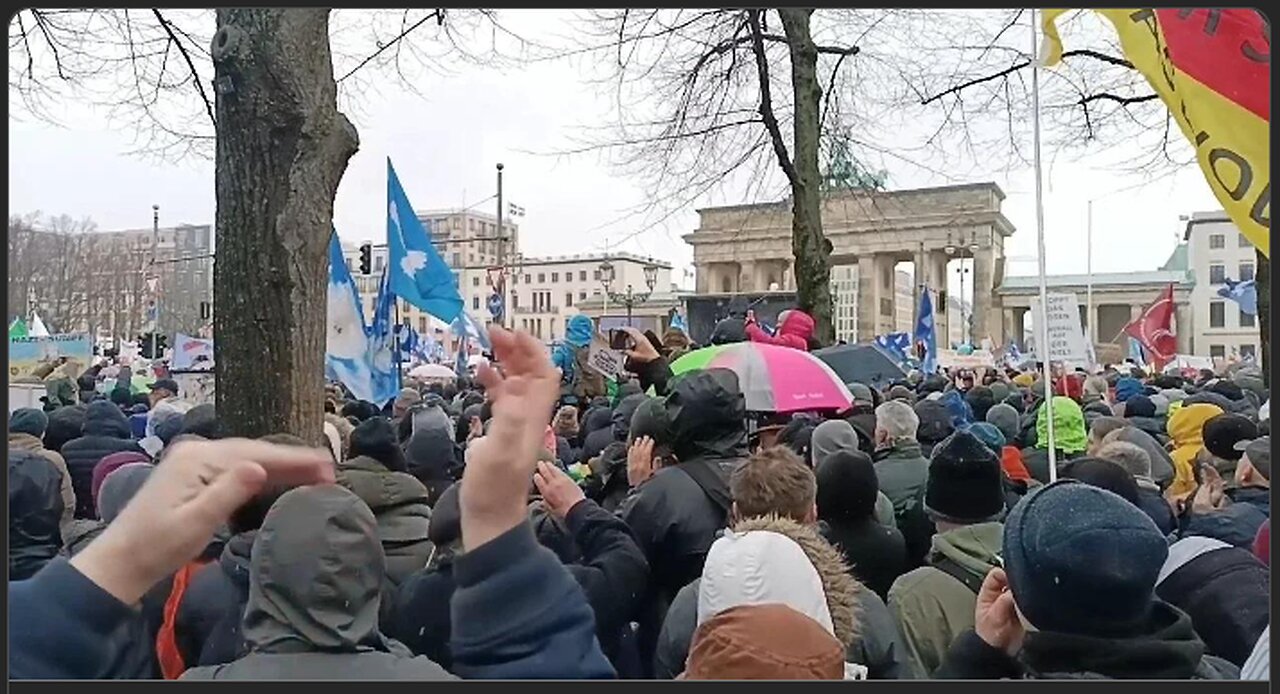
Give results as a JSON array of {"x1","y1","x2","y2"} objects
[{"x1": 7, "y1": 314, "x2": 1273, "y2": 680}]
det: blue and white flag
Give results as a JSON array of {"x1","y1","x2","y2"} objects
[
  {"x1": 1217, "y1": 278, "x2": 1258, "y2": 316},
  {"x1": 455, "y1": 336, "x2": 470, "y2": 377},
  {"x1": 1127, "y1": 336, "x2": 1147, "y2": 367},
  {"x1": 326, "y1": 231, "x2": 379, "y2": 402},
  {"x1": 1003, "y1": 341, "x2": 1024, "y2": 369},
  {"x1": 914, "y1": 287, "x2": 938, "y2": 374},
  {"x1": 396, "y1": 324, "x2": 420, "y2": 364},
  {"x1": 366, "y1": 269, "x2": 401, "y2": 404},
  {"x1": 387, "y1": 159, "x2": 464, "y2": 323},
  {"x1": 874, "y1": 332, "x2": 911, "y2": 363},
  {"x1": 669, "y1": 311, "x2": 688, "y2": 335},
  {"x1": 450, "y1": 309, "x2": 492, "y2": 353}
]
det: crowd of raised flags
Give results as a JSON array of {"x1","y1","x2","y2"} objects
[{"x1": 325, "y1": 159, "x2": 473, "y2": 407}]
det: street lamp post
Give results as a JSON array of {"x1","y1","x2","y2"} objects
[{"x1": 599, "y1": 258, "x2": 660, "y2": 327}]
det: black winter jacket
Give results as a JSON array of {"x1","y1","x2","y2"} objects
[
  {"x1": 1156, "y1": 544, "x2": 1270, "y2": 666},
  {"x1": 174, "y1": 531, "x2": 256, "y2": 667},
  {"x1": 819, "y1": 518, "x2": 907, "y2": 601},
  {"x1": 60, "y1": 402, "x2": 143, "y2": 519},
  {"x1": 9, "y1": 449, "x2": 65, "y2": 580}
]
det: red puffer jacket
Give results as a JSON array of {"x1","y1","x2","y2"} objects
[{"x1": 745, "y1": 310, "x2": 815, "y2": 351}]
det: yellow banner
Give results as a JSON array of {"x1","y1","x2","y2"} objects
[{"x1": 1043, "y1": 9, "x2": 1270, "y2": 257}]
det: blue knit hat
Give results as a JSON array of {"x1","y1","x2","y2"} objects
[
  {"x1": 964, "y1": 422, "x2": 1006, "y2": 454},
  {"x1": 1114, "y1": 377, "x2": 1144, "y2": 404},
  {"x1": 1003, "y1": 479, "x2": 1168, "y2": 637}
]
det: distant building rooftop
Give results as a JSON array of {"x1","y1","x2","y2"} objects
[
  {"x1": 1161, "y1": 243, "x2": 1188, "y2": 272},
  {"x1": 1182, "y1": 209, "x2": 1232, "y2": 240},
  {"x1": 998, "y1": 270, "x2": 1191, "y2": 294}
]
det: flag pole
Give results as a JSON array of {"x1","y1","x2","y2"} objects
[{"x1": 1031, "y1": 8, "x2": 1057, "y2": 481}]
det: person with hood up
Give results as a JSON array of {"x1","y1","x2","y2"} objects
[
  {"x1": 554, "y1": 314, "x2": 606, "y2": 403},
  {"x1": 1113, "y1": 376, "x2": 1145, "y2": 408},
  {"x1": 964, "y1": 386, "x2": 996, "y2": 423},
  {"x1": 887, "y1": 430, "x2": 1007, "y2": 678},
  {"x1": 618, "y1": 368, "x2": 747, "y2": 673},
  {"x1": 656, "y1": 446, "x2": 910, "y2": 679},
  {"x1": 60, "y1": 400, "x2": 145, "y2": 520},
  {"x1": 1021, "y1": 396, "x2": 1087, "y2": 484},
  {"x1": 9, "y1": 408, "x2": 76, "y2": 539},
  {"x1": 1155, "y1": 536, "x2": 1269, "y2": 668},
  {"x1": 403, "y1": 405, "x2": 461, "y2": 506},
  {"x1": 1095, "y1": 440, "x2": 1176, "y2": 535},
  {"x1": 744, "y1": 307, "x2": 815, "y2": 351},
  {"x1": 1167, "y1": 402, "x2": 1226, "y2": 500},
  {"x1": 816, "y1": 450, "x2": 907, "y2": 600},
  {"x1": 9, "y1": 449, "x2": 66, "y2": 581},
  {"x1": 337, "y1": 417, "x2": 433, "y2": 586},
  {"x1": 935, "y1": 480, "x2": 1238, "y2": 680},
  {"x1": 385, "y1": 480, "x2": 463, "y2": 669},
  {"x1": 912, "y1": 399, "x2": 954, "y2": 459},
  {"x1": 42, "y1": 403, "x2": 87, "y2": 455},
  {"x1": 1102, "y1": 424, "x2": 1177, "y2": 489},
  {"x1": 682, "y1": 520, "x2": 865, "y2": 680},
  {"x1": 984, "y1": 404, "x2": 1032, "y2": 483},
  {"x1": 811, "y1": 419, "x2": 896, "y2": 529},
  {"x1": 181, "y1": 485, "x2": 455, "y2": 680}
]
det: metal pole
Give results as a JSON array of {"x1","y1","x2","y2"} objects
[
  {"x1": 496, "y1": 163, "x2": 506, "y2": 330},
  {"x1": 627, "y1": 285, "x2": 633, "y2": 326},
  {"x1": 1086, "y1": 198, "x2": 1095, "y2": 345},
  {"x1": 394, "y1": 291, "x2": 403, "y2": 384},
  {"x1": 151, "y1": 204, "x2": 159, "y2": 360},
  {"x1": 1030, "y1": 9, "x2": 1057, "y2": 481}
]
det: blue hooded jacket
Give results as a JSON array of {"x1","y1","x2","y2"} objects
[{"x1": 554, "y1": 315, "x2": 596, "y2": 383}]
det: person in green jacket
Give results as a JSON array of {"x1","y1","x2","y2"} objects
[{"x1": 887, "y1": 431, "x2": 1006, "y2": 678}]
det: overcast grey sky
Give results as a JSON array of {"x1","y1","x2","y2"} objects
[{"x1": 8, "y1": 9, "x2": 1220, "y2": 294}]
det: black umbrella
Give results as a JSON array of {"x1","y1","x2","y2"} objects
[{"x1": 814, "y1": 343, "x2": 908, "y2": 390}]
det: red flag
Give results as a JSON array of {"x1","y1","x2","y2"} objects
[{"x1": 1124, "y1": 284, "x2": 1177, "y2": 369}]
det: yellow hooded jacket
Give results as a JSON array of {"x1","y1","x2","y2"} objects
[{"x1": 1166, "y1": 403, "x2": 1225, "y2": 499}]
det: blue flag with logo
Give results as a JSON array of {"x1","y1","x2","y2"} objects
[
  {"x1": 387, "y1": 159, "x2": 464, "y2": 323},
  {"x1": 366, "y1": 269, "x2": 401, "y2": 404},
  {"x1": 1217, "y1": 278, "x2": 1258, "y2": 316},
  {"x1": 914, "y1": 287, "x2": 938, "y2": 374},
  {"x1": 874, "y1": 332, "x2": 911, "y2": 363},
  {"x1": 455, "y1": 336, "x2": 470, "y2": 377},
  {"x1": 326, "y1": 231, "x2": 379, "y2": 402},
  {"x1": 451, "y1": 310, "x2": 492, "y2": 353},
  {"x1": 669, "y1": 311, "x2": 688, "y2": 335}
]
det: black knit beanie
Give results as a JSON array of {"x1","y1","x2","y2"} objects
[{"x1": 924, "y1": 430, "x2": 1005, "y2": 524}]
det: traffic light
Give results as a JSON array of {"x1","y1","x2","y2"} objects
[
  {"x1": 138, "y1": 332, "x2": 169, "y2": 359},
  {"x1": 358, "y1": 243, "x2": 372, "y2": 275}
]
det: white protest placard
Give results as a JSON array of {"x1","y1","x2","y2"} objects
[
  {"x1": 585, "y1": 339, "x2": 626, "y2": 379},
  {"x1": 171, "y1": 333, "x2": 214, "y2": 371},
  {"x1": 937, "y1": 349, "x2": 997, "y2": 369},
  {"x1": 1030, "y1": 292, "x2": 1091, "y2": 367}
]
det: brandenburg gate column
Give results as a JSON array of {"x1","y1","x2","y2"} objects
[
  {"x1": 971, "y1": 247, "x2": 1001, "y2": 346},
  {"x1": 856, "y1": 253, "x2": 892, "y2": 342}
]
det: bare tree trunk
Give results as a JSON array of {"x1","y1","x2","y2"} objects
[
  {"x1": 210, "y1": 9, "x2": 359, "y2": 441},
  {"x1": 778, "y1": 9, "x2": 834, "y2": 346},
  {"x1": 1257, "y1": 248, "x2": 1269, "y2": 383}
]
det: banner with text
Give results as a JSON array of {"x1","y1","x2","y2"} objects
[
  {"x1": 8, "y1": 333, "x2": 93, "y2": 382},
  {"x1": 937, "y1": 349, "x2": 997, "y2": 370},
  {"x1": 1030, "y1": 292, "x2": 1092, "y2": 367}
]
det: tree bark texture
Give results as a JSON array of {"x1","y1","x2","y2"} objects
[
  {"x1": 210, "y1": 9, "x2": 359, "y2": 441},
  {"x1": 1256, "y1": 247, "x2": 1269, "y2": 383},
  {"x1": 778, "y1": 9, "x2": 835, "y2": 346}
]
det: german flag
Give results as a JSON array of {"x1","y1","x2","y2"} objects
[{"x1": 1042, "y1": 9, "x2": 1270, "y2": 257}]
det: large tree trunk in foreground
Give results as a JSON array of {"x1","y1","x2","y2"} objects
[
  {"x1": 779, "y1": 9, "x2": 835, "y2": 346},
  {"x1": 1257, "y1": 248, "x2": 1270, "y2": 383},
  {"x1": 211, "y1": 9, "x2": 359, "y2": 441}
]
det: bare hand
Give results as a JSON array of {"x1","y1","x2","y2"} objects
[
  {"x1": 462, "y1": 326, "x2": 562, "y2": 551},
  {"x1": 621, "y1": 326, "x2": 660, "y2": 364},
  {"x1": 973, "y1": 567, "x2": 1024, "y2": 657},
  {"x1": 627, "y1": 435, "x2": 656, "y2": 488},
  {"x1": 532, "y1": 461, "x2": 586, "y2": 520},
  {"x1": 467, "y1": 416, "x2": 484, "y2": 442},
  {"x1": 70, "y1": 438, "x2": 334, "y2": 606}
]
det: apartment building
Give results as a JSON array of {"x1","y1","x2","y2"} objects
[{"x1": 1184, "y1": 210, "x2": 1262, "y2": 361}]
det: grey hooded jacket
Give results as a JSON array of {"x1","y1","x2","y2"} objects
[{"x1": 182, "y1": 486, "x2": 454, "y2": 680}]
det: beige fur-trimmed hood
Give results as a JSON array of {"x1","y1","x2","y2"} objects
[{"x1": 729, "y1": 515, "x2": 859, "y2": 647}]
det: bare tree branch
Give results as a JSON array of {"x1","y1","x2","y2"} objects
[
  {"x1": 748, "y1": 9, "x2": 797, "y2": 187},
  {"x1": 152, "y1": 8, "x2": 215, "y2": 127}
]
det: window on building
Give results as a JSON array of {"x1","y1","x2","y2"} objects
[
  {"x1": 538, "y1": 273, "x2": 546, "y2": 283},
  {"x1": 469, "y1": 253, "x2": 475, "y2": 263},
  {"x1": 594, "y1": 270, "x2": 602, "y2": 281},
  {"x1": 1209, "y1": 234, "x2": 1225, "y2": 249},
  {"x1": 593, "y1": 288, "x2": 601, "y2": 296},
  {"x1": 579, "y1": 270, "x2": 587, "y2": 282},
  {"x1": 1240, "y1": 233, "x2": 1252, "y2": 248},
  {"x1": 469, "y1": 219, "x2": 476, "y2": 231},
  {"x1": 511, "y1": 292, "x2": 519, "y2": 309},
  {"x1": 1240, "y1": 262, "x2": 1255, "y2": 281},
  {"x1": 1241, "y1": 309, "x2": 1256, "y2": 327},
  {"x1": 452, "y1": 253, "x2": 461, "y2": 267},
  {"x1": 1240, "y1": 344, "x2": 1257, "y2": 359},
  {"x1": 550, "y1": 318, "x2": 557, "y2": 340},
  {"x1": 418, "y1": 316, "x2": 428, "y2": 333},
  {"x1": 472, "y1": 296, "x2": 480, "y2": 310},
  {"x1": 579, "y1": 291, "x2": 587, "y2": 301},
  {"x1": 470, "y1": 276, "x2": 479, "y2": 287},
  {"x1": 1210, "y1": 344, "x2": 1226, "y2": 359},
  {"x1": 565, "y1": 292, "x2": 573, "y2": 307},
  {"x1": 1209, "y1": 301, "x2": 1225, "y2": 328},
  {"x1": 375, "y1": 256, "x2": 385, "y2": 272},
  {"x1": 1209, "y1": 264, "x2": 1226, "y2": 285},
  {"x1": 552, "y1": 272, "x2": 560, "y2": 283}
]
